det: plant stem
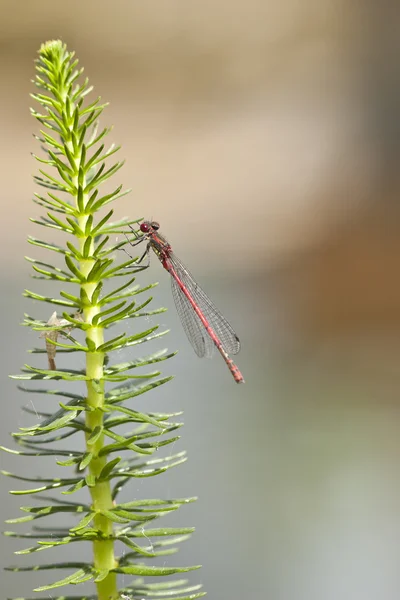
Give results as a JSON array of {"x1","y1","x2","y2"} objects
[{"x1": 79, "y1": 198, "x2": 118, "y2": 598}]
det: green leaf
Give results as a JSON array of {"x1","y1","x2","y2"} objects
[
  {"x1": 63, "y1": 478, "x2": 87, "y2": 495},
  {"x1": 85, "y1": 161, "x2": 124, "y2": 193},
  {"x1": 99, "y1": 433, "x2": 152, "y2": 457},
  {"x1": 27, "y1": 236, "x2": 69, "y2": 255},
  {"x1": 87, "y1": 425, "x2": 103, "y2": 445},
  {"x1": 33, "y1": 567, "x2": 95, "y2": 591},
  {"x1": 104, "y1": 403, "x2": 165, "y2": 429},
  {"x1": 91, "y1": 300, "x2": 126, "y2": 326},
  {"x1": 100, "y1": 325, "x2": 159, "y2": 351},
  {"x1": 85, "y1": 257, "x2": 113, "y2": 282},
  {"x1": 5, "y1": 503, "x2": 89, "y2": 524},
  {"x1": 70, "y1": 511, "x2": 96, "y2": 531},
  {"x1": 65, "y1": 240, "x2": 83, "y2": 260},
  {"x1": 115, "y1": 564, "x2": 201, "y2": 577},
  {"x1": 104, "y1": 351, "x2": 176, "y2": 374},
  {"x1": 78, "y1": 451, "x2": 93, "y2": 470},
  {"x1": 118, "y1": 527, "x2": 195, "y2": 538},
  {"x1": 64, "y1": 255, "x2": 85, "y2": 281},
  {"x1": 93, "y1": 569, "x2": 110, "y2": 583},
  {"x1": 98, "y1": 456, "x2": 121, "y2": 480},
  {"x1": 105, "y1": 376, "x2": 174, "y2": 404},
  {"x1": 23, "y1": 290, "x2": 76, "y2": 307},
  {"x1": 107, "y1": 451, "x2": 187, "y2": 481},
  {"x1": 98, "y1": 300, "x2": 137, "y2": 328},
  {"x1": 90, "y1": 185, "x2": 131, "y2": 213}
]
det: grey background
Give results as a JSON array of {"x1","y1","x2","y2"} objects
[{"x1": 1, "y1": 1, "x2": 400, "y2": 599}]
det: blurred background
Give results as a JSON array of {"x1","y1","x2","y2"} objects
[{"x1": 1, "y1": 1, "x2": 400, "y2": 598}]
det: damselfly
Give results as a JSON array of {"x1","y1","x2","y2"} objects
[{"x1": 128, "y1": 221, "x2": 244, "y2": 384}]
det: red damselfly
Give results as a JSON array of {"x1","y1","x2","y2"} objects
[{"x1": 128, "y1": 221, "x2": 244, "y2": 384}]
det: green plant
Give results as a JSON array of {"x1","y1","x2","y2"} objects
[{"x1": 1, "y1": 40, "x2": 205, "y2": 600}]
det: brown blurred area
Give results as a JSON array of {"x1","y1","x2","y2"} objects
[
  {"x1": 1, "y1": 0, "x2": 399, "y2": 340},
  {"x1": 1, "y1": 2, "x2": 400, "y2": 599}
]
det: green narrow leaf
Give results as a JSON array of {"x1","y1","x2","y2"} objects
[
  {"x1": 78, "y1": 451, "x2": 93, "y2": 470},
  {"x1": 90, "y1": 209, "x2": 114, "y2": 236},
  {"x1": 85, "y1": 257, "x2": 113, "y2": 282},
  {"x1": 98, "y1": 457, "x2": 121, "y2": 480},
  {"x1": 70, "y1": 511, "x2": 96, "y2": 531},
  {"x1": 115, "y1": 564, "x2": 201, "y2": 576},
  {"x1": 87, "y1": 425, "x2": 103, "y2": 445},
  {"x1": 34, "y1": 568, "x2": 94, "y2": 591},
  {"x1": 64, "y1": 255, "x2": 85, "y2": 281},
  {"x1": 23, "y1": 290, "x2": 76, "y2": 307},
  {"x1": 92, "y1": 300, "x2": 127, "y2": 326}
]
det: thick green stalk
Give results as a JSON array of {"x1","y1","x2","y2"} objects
[{"x1": 77, "y1": 181, "x2": 118, "y2": 599}]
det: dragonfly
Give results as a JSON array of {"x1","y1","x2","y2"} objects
[{"x1": 127, "y1": 220, "x2": 244, "y2": 384}]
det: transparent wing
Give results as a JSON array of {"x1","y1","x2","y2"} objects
[
  {"x1": 171, "y1": 276, "x2": 215, "y2": 358},
  {"x1": 168, "y1": 252, "x2": 240, "y2": 357}
]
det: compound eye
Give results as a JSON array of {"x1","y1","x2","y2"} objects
[
  {"x1": 151, "y1": 221, "x2": 160, "y2": 230},
  {"x1": 140, "y1": 222, "x2": 151, "y2": 233}
]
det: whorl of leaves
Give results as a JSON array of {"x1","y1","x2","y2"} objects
[{"x1": 1, "y1": 40, "x2": 205, "y2": 600}]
